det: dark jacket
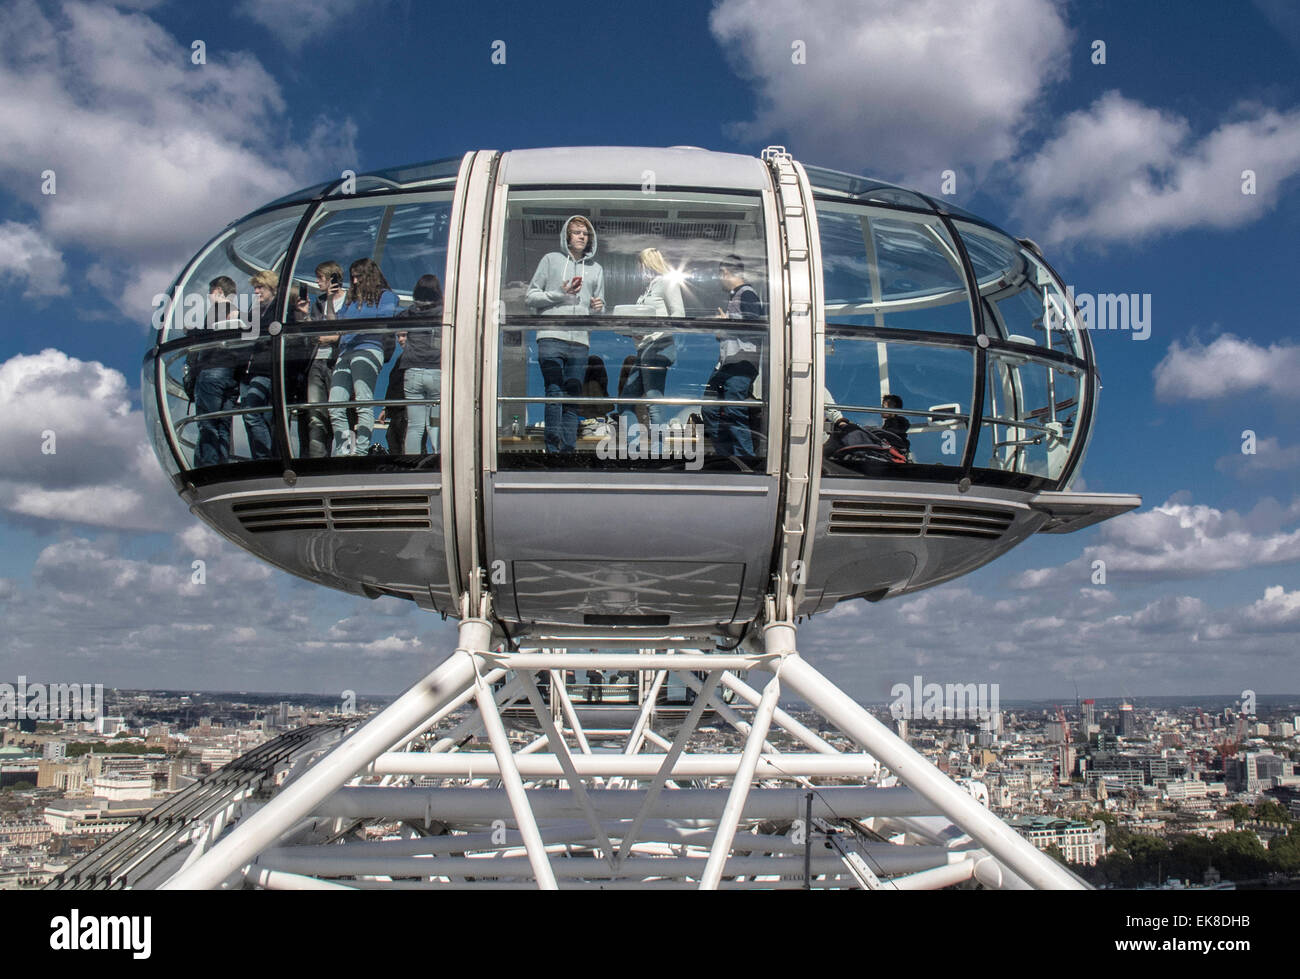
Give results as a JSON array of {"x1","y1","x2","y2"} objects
[{"x1": 397, "y1": 301, "x2": 443, "y2": 370}]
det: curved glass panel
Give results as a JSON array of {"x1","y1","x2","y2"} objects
[
  {"x1": 162, "y1": 337, "x2": 282, "y2": 469},
  {"x1": 823, "y1": 338, "x2": 974, "y2": 473},
  {"x1": 805, "y1": 167, "x2": 935, "y2": 210},
  {"x1": 287, "y1": 192, "x2": 454, "y2": 313},
  {"x1": 817, "y1": 203, "x2": 973, "y2": 334},
  {"x1": 975, "y1": 351, "x2": 1082, "y2": 480},
  {"x1": 955, "y1": 222, "x2": 1084, "y2": 359},
  {"x1": 497, "y1": 189, "x2": 769, "y2": 471},
  {"x1": 162, "y1": 206, "x2": 306, "y2": 343},
  {"x1": 141, "y1": 351, "x2": 180, "y2": 479}
]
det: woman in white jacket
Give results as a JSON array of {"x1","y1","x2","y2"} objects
[{"x1": 619, "y1": 248, "x2": 682, "y2": 447}]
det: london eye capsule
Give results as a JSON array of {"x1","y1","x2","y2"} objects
[
  {"x1": 143, "y1": 146, "x2": 1138, "y2": 645},
  {"x1": 127, "y1": 146, "x2": 1143, "y2": 892}
]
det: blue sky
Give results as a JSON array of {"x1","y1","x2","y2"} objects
[{"x1": 0, "y1": 0, "x2": 1297, "y2": 701}]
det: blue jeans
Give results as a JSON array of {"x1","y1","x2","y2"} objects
[
  {"x1": 329, "y1": 349, "x2": 383, "y2": 455},
  {"x1": 537, "y1": 338, "x2": 588, "y2": 453},
  {"x1": 194, "y1": 367, "x2": 238, "y2": 467},
  {"x1": 240, "y1": 375, "x2": 275, "y2": 461},
  {"x1": 618, "y1": 351, "x2": 672, "y2": 448},
  {"x1": 404, "y1": 367, "x2": 441, "y2": 454},
  {"x1": 704, "y1": 361, "x2": 758, "y2": 459}
]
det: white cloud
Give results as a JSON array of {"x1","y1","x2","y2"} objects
[
  {"x1": 1154, "y1": 334, "x2": 1300, "y2": 401},
  {"x1": 1015, "y1": 92, "x2": 1300, "y2": 245},
  {"x1": 1215, "y1": 436, "x2": 1300, "y2": 476},
  {"x1": 235, "y1": 0, "x2": 374, "y2": 51},
  {"x1": 1199, "y1": 585, "x2": 1300, "y2": 640},
  {"x1": 0, "y1": 1, "x2": 358, "y2": 319},
  {"x1": 1014, "y1": 497, "x2": 1300, "y2": 588},
  {"x1": 0, "y1": 348, "x2": 183, "y2": 530},
  {"x1": 709, "y1": 0, "x2": 1070, "y2": 181},
  {"x1": 0, "y1": 221, "x2": 67, "y2": 298}
]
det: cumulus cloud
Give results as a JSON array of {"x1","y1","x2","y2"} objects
[
  {"x1": 1198, "y1": 585, "x2": 1300, "y2": 641},
  {"x1": 1154, "y1": 334, "x2": 1300, "y2": 401},
  {"x1": 1013, "y1": 497, "x2": 1300, "y2": 588},
  {"x1": 1015, "y1": 92, "x2": 1300, "y2": 245},
  {"x1": 709, "y1": 0, "x2": 1070, "y2": 181},
  {"x1": 0, "y1": 348, "x2": 182, "y2": 530},
  {"x1": 0, "y1": 1, "x2": 358, "y2": 319},
  {"x1": 0, "y1": 221, "x2": 67, "y2": 298}
]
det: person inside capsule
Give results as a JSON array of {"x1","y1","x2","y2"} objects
[
  {"x1": 240, "y1": 269, "x2": 280, "y2": 461},
  {"x1": 525, "y1": 215, "x2": 604, "y2": 453},
  {"x1": 617, "y1": 247, "x2": 682, "y2": 449},
  {"x1": 189, "y1": 275, "x2": 241, "y2": 467},
  {"x1": 328, "y1": 258, "x2": 399, "y2": 456},
  {"x1": 706, "y1": 255, "x2": 762, "y2": 461},
  {"x1": 290, "y1": 260, "x2": 345, "y2": 459}
]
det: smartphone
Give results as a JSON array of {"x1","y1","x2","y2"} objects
[
  {"x1": 330, "y1": 272, "x2": 343, "y2": 288},
  {"x1": 570, "y1": 276, "x2": 583, "y2": 290},
  {"x1": 298, "y1": 283, "x2": 308, "y2": 302}
]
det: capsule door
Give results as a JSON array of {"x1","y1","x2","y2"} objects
[{"x1": 478, "y1": 178, "x2": 785, "y2": 631}]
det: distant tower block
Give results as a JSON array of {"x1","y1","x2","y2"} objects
[{"x1": 122, "y1": 148, "x2": 1142, "y2": 891}]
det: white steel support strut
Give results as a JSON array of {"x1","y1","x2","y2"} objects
[
  {"x1": 700, "y1": 666, "x2": 783, "y2": 890},
  {"x1": 470, "y1": 654, "x2": 558, "y2": 889},
  {"x1": 777, "y1": 650, "x2": 1086, "y2": 890},
  {"x1": 160, "y1": 618, "x2": 490, "y2": 890}
]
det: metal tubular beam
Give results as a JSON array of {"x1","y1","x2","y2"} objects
[
  {"x1": 316, "y1": 786, "x2": 937, "y2": 821},
  {"x1": 393, "y1": 666, "x2": 508, "y2": 752},
  {"x1": 478, "y1": 653, "x2": 775, "y2": 671},
  {"x1": 617, "y1": 670, "x2": 723, "y2": 865},
  {"x1": 623, "y1": 669, "x2": 667, "y2": 756},
  {"x1": 471, "y1": 657, "x2": 557, "y2": 889},
  {"x1": 549, "y1": 669, "x2": 594, "y2": 756},
  {"x1": 369, "y1": 752, "x2": 878, "y2": 779},
  {"x1": 516, "y1": 670, "x2": 615, "y2": 864},
  {"x1": 159, "y1": 621, "x2": 488, "y2": 890},
  {"x1": 778, "y1": 652, "x2": 1086, "y2": 890},
  {"x1": 887, "y1": 858, "x2": 978, "y2": 891},
  {"x1": 244, "y1": 867, "x2": 356, "y2": 890},
  {"x1": 257, "y1": 852, "x2": 937, "y2": 881},
  {"x1": 701, "y1": 668, "x2": 783, "y2": 890},
  {"x1": 717, "y1": 671, "x2": 847, "y2": 758}
]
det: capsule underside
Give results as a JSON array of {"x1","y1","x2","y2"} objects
[{"x1": 144, "y1": 147, "x2": 1135, "y2": 641}]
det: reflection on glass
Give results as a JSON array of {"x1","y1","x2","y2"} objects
[{"x1": 817, "y1": 202, "x2": 973, "y2": 334}]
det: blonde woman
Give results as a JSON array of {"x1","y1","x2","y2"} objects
[{"x1": 618, "y1": 248, "x2": 683, "y2": 446}]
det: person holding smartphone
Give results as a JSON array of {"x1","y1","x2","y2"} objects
[
  {"x1": 291, "y1": 261, "x2": 345, "y2": 457},
  {"x1": 525, "y1": 215, "x2": 604, "y2": 453}
]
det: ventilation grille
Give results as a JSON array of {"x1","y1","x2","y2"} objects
[
  {"x1": 828, "y1": 500, "x2": 1015, "y2": 540},
  {"x1": 233, "y1": 494, "x2": 433, "y2": 534}
]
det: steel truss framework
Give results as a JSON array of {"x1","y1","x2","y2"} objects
[{"x1": 146, "y1": 611, "x2": 1086, "y2": 891}]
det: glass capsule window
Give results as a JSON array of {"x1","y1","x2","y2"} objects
[
  {"x1": 955, "y1": 222, "x2": 1083, "y2": 359},
  {"x1": 817, "y1": 202, "x2": 973, "y2": 335},
  {"x1": 496, "y1": 189, "x2": 769, "y2": 470},
  {"x1": 978, "y1": 351, "x2": 1083, "y2": 481},
  {"x1": 162, "y1": 205, "x2": 306, "y2": 343}
]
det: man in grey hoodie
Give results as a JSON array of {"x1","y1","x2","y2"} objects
[{"x1": 526, "y1": 215, "x2": 605, "y2": 452}]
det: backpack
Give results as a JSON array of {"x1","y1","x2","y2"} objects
[{"x1": 825, "y1": 420, "x2": 908, "y2": 468}]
